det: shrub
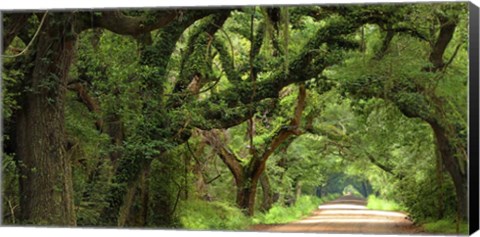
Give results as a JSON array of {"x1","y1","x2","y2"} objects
[
  {"x1": 367, "y1": 195, "x2": 405, "y2": 212},
  {"x1": 422, "y1": 218, "x2": 468, "y2": 234},
  {"x1": 253, "y1": 194, "x2": 338, "y2": 224},
  {"x1": 391, "y1": 173, "x2": 457, "y2": 221},
  {"x1": 177, "y1": 199, "x2": 251, "y2": 230}
]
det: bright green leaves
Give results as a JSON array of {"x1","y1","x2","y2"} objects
[
  {"x1": 65, "y1": 93, "x2": 112, "y2": 226},
  {"x1": 1, "y1": 70, "x2": 21, "y2": 120},
  {"x1": 177, "y1": 199, "x2": 251, "y2": 230}
]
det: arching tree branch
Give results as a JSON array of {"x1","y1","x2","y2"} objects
[
  {"x1": 75, "y1": 10, "x2": 178, "y2": 36},
  {"x1": 428, "y1": 14, "x2": 457, "y2": 71}
]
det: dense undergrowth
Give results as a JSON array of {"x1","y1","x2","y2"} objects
[
  {"x1": 253, "y1": 194, "x2": 339, "y2": 225},
  {"x1": 366, "y1": 195, "x2": 468, "y2": 234},
  {"x1": 366, "y1": 195, "x2": 405, "y2": 212},
  {"x1": 178, "y1": 194, "x2": 469, "y2": 233},
  {"x1": 176, "y1": 194, "x2": 339, "y2": 230},
  {"x1": 422, "y1": 219, "x2": 468, "y2": 234},
  {"x1": 177, "y1": 200, "x2": 251, "y2": 230}
]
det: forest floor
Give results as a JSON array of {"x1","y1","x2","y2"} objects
[{"x1": 250, "y1": 195, "x2": 425, "y2": 234}]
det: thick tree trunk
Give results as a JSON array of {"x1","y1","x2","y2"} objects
[
  {"x1": 236, "y1": 177, "x2": 259, "y2": 216},
  {"x1": 203, "y1": 85, "x2": 306, "y2": 217},
  {"x1": 139, "y1": 165, "x2": 150, "y2": 226},
  {"x1": 105, "y1": 113, "x2": 125, "y2": 168},
  {"x1": 260, "y1": 173, "x2": 273, "y2": 212},
  {"x1": 148, "y1": 160, "x2": 176, "y2": 227},
  {"x1": 193, "y1": 159, "x2": 208, "y2": 199},
  {"x1": 16, "y1": 13, "x2": 77, "y2": 225},
  {"x1": 435, "y1": 144, "x2": 445, "y2": 219},
  {"x1": 295, "y1": 181, "x2": 303, "y2": 203},
  {"x1": 101, "y1": 157, "x2": 151, "y2": 226},
  {"x1": 429, "y1": 121, "x2": 467, "y2": 220},
  {"x1": 118, "y1": 163, "x2": 151, "y2": 227},
  {"x1": 116, "y1": 179, "x2": 138, "y2": 227}
]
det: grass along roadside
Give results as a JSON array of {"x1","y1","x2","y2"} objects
[
  {"x1": 421, "y1": 218, "x2": 468, "y2": 234},
  {"x1": 366, "y1": 195, "x2": 468, "y2": 234},
  {"x1": 366, "y1": 195, "x2": 406, "y2": 212},
  {"x1": 177, "y1": 194, "x2": 338, "y2": 230},
  {"x1": 177, "y1": 200, "x2": 251, "y2": 230},
  {"x1": 252, "y1": 194, "x2": 340, "y2": 225}
]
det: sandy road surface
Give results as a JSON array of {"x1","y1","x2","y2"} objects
[{"x1": 251, "y1": 195, "x2": 424, "y2": 234}]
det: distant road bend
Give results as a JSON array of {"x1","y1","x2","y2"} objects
[{"x1": 251, "y1": 195, "x2": 423, "y2": 234}]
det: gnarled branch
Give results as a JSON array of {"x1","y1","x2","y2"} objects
[
  {"x1": 200, "y1": 129, "x2": 244, "y2": 185},
  {"x1": 75, "y1": 10, "x2": 178, "y2": 36},
  {"x1": 428, "y1": 14, "x2": 457, "y2": 71}
]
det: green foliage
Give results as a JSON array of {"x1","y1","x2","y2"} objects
[
  {"x1": 392, "y1": 172, "x2": 457, "y2": 222},
  {"x1": 73, "y1": 159, "x2": 113, "y2": 226},
  {"x1": 252, "y1": 195, "x2": 336, "y2": 224},
  {"x1": 342, "y1": 184, "x2": 363, "y2": 196},
  {"x1": 1, "y1": 70, "x2": 21, "y2": 120},
  {"x1": 422, "y1": 218, "x2": 468, "y2": 234},
  {"x1": 1, "y1": 153, "x2": 19, "y2": 224},
  {"x1": 366, "y1": 195, "x2": 405, "y2": 212},
  {"x1": 177, "y1": 199, "x2": 251, "y2": 230},
  {"x1": 2, "y1": 3, "x2": 469, "y2": 230},
  {"x1": 65, "y1": 92, "x2": 113, "y2": 226},
  {"x1": 148, "y1": 157, "x2": 185, "y2": 227}
]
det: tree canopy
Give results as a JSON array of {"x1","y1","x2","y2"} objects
[{"x1": 1, "y1": 3, "x2": 471, "y2": 232}]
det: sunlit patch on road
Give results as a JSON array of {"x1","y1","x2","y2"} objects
[
  {"x1": 316, "y1": 209, "x2": 406, "y2": 218},
  {"x1": 296, "y1": 218, "x2": 397, "y2": 224},
  {"x1": 318, "y1": 204, "x2": 367, "y2": 210}
]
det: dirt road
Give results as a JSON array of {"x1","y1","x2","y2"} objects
[{"x1": 251, "y1": 195, "x2": 424, "y2": 234}]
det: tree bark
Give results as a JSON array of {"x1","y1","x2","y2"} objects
[
  {"x1": 260, "y1": 173, "x2": 273, "y2": 212},
  {"x1": 435, "y1": 146, "x2": 445, "y2": 219},
  {"x1": 429, "y1": 121, "x2": 467, "y2": 220},
  {"x1": 114, "y1": 163, "x2": 151, "y2": 227},
  {"x1": 116, "y1": 178, "x2": 138, "y2": 227},
  {"x1": 105, "y1": 113, "x2": 125, "y2": 168},
  {"x1": 138, "y1": 164, "x2": 150, "y2": 226},
  {"x1": 67, "y1": 82, "x2": 104, "y2": 131},
  {"x1": 428, "y1": 15, "x2": 456, "y2": 71},
  {"x1": 236, "y1": 177, "x2": 258, "y2": 215},
  {"x1": 16, "y1": 13, "x2": 77, "y2": 226},
  {"x1": 74, "y1": 10, "x2": 178, "y2": 36},
  {"x1": 295, "y1": 181, "x2": 303, "y2": 203},
  {"x1": 424, "y1": 16, "x2": 466, "y2": 219},
  {"x1": 202, "y1": 85, "x2": 307, "y2": 216},
  {"x1": 8, "y1": 9, "x2": 220, "y2": 227}
]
